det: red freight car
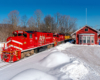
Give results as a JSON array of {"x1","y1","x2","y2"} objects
[
  {"x1": 53, "y1": 33, "x2": 65, "y2": 46},
  {"x1": 1, "y1": 30, "x2": 65, "y2": 62}
]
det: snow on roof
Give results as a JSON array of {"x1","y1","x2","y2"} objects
[{"x1": 71, "y1": 25, "x2": 99, "y2": 36}]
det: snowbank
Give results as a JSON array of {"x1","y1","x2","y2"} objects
[
  {"x1": 1, "y1": 42, "x2": 100, "y2": 80},
  {"x1": 0, "y1": 42, "x2": 6, "y2": 54},
  {"x1": 60, "y1": 60, "x2": 88, "y2": 80},
  {"x1": 0, "y1": 42, "x2": 6, "y2": 47},
  {"x1": 11, "y1": 68, "x2": 57, "y2": 80},
  {"x1": 40, "y1": 51, "x2": 70, "y2": 68},
  {"x1": 56, "y1": 42, "x2": 74, "y2": 51}
]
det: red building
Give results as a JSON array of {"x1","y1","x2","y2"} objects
[{"x1": 72, "y1": 25, "x2": 100, "y2": 45}]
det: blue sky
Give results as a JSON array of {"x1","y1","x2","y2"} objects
[{"x1": 0, "y1": 0, "x2": 100, "y2": 29}]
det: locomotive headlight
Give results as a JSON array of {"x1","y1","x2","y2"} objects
[{"x1": 24, "y1": 42, "x2": 26, "y2": 44}]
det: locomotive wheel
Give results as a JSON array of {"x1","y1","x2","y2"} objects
[
  {"x1": 21, "y1": 53, "x2": 25, "y2": 59},
  {"x1": 50, "y1": 44, "x2": 53, "y2": 48},
  {"x1": 57, "y1": 42, "x2": 60, "y2": 45},
  {"x1": 34, "y1": 48, "x2": 39, "y2": 53},
  {"x1": 25, "y1": 51, "x2": 31, "y2": 57},
  {"x1": 30, "y1": 50, "x2": 34, "y2": 55},
  {"x1": 47, "y1": 45, "x2": 50, "y2": 49}
]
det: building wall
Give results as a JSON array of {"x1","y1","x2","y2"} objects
[
  {"x1": 71, "y1": 34, "x2": 76, "y2": 39},
  {"x1": 98, "y1": 35, "x2": 100, "y2": 44},
  {"x1": 76, "y1": 26, "x2": 98, "y2": 44}
]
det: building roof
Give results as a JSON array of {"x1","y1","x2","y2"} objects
[{"x1": 71, "y1": 25, "x2": 99, "y2": 36}]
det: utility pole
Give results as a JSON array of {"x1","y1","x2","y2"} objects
[{"x1": 86, "y1": 8, "x2": 87, "y2": 25}]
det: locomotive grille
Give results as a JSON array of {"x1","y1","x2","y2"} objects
[{"x1": 3, "y1": 54, "x2": 8, "y2": 59}]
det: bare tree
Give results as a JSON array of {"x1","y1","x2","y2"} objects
[
  {"x1": 28, "y1": 17, "x2": 35, "y2": 27},
  {"x1": 34, "y1": 10, "x2": 43, "y2": 31},
  {"x1": 27, "y1": 17, "x2": 36, "y2": 30},
  {"x1": 44, "y1": 15, "x2": 56, "y2": 32},
  {"x1": 2, "y1": 18, "x2": 9, "y2": 24},
  {"x1": 8, "y1": 10, "x2": 19, "y2": 27},
  {"x1": 55, "y1": 13, "x2": 77, "y2": 33},
  {"x1": 67, "y1": 17, "x2": 77, "y2": 32},
  {"x1": 21, "y1": 15, "x2": 27, "y2": 27}
]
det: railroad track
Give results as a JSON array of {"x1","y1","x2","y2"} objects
[
  {"x1": 0, "y1": 64, "x2": 11, "y2": 68},
  {"x1": 0, "y1": 62, "x2": 11, "y2": 68}
]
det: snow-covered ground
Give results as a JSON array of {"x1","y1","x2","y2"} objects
[{"x1": 0, "y1": 42, "x2": 100, "y2": 80}]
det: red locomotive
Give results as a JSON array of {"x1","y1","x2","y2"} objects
[{"x1": 1, "y1": 30, "x2": 65, "y2": 62}]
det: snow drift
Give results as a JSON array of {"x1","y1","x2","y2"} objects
[
  {"x1": 40, "y1": 51, "x2": 70, "y2": 68},
  {"x1": 1, "y1": 43, "x2": 100, "y2": 80},
  {"x1": 60, "y1": 60, "x2": 88, "y2": 80},
  {"x1": 56, "y1": 42, "x2": 74, "y2": 51},
  {"x1": 10, "y1": 68, "x2": 57, "y2": 80},
  {"x1": 0, "y1": 42, "x2": 5, "y2": 47}
]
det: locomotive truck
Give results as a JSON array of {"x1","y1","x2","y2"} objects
[{"x1": 1, "y1": 30, "x2": 65, "y2": 62}]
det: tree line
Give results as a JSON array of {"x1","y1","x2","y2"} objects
[{"x1": 0, "y1": 10, "x2": 77, "y2": 41}]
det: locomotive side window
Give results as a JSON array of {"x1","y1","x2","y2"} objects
[
  {"x1": 30, "y1": 34, "x2": 32, "y2": 38},
  {"x1": 57, "y1": 35, "x2": 59, "y2": 37},
  {"x1": 18, "y1": 33, "x2": 22, "y2": 36},
  {"x1": 53, "y1": 35, "x2": 56, "y2": 37},
  {"x1": 23, "y1": 33, "x2": 27, "y2": 37},
  {"x1": 13, "y1": 33, "x2": 17, "y2": 36}
]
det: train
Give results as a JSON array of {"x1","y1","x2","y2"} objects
[
  {"x1": 1, "y1": 30, "x2": 68, "y2": 62},
  {"x1": 65, "y1": 33, "x2": 71, "y2": 40}
]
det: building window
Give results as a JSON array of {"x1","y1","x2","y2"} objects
[
  {"x1": 87, "y1": 36, "x2": 90, "y2": 43},
  {"x1": 79, "y1": 36, "x2": 82, "y2": 44},
  {"x1": 30, "y1": 34, "x2": 32, "y2": 38},
  {"x1": 83, "y1": 36, "x2": 86, "y2": 43},
  {"x1": 91, "y1": 36, "x2": 94, "y2": 43},
  {"x1": 85, "y1": 28, "x2": 88, "y2": 31}
]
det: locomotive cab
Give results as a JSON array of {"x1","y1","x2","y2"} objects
[
  {"x1": 13, "y1": 31, "x2": 27, "y2": 38},
  {"x1": 1, "y1": 30, "x2": 28, "y2": 62}
]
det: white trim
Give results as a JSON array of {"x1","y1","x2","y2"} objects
[
  {"x1": 79, "y1": 35, "x2": 95, "y2": 45},
  {"x1": 8, "y1": 45, "x2": 23, "y2": 50},
  {"x1": 22, "y1": 40, "x2": 65, "y2": 52},
  {"x1": 86, "y1": 36, "x2": 87, "y2": 43},
  {"x1": 79, "y1": 33, "x2": 95, "y2": 35},
  {"x1": 91, "y1": 36, "x2": 94, "y2": 43},
  {"x1": 7, "y1": 40, "x2": 11, "y2": 43},
  {"x1": 21, "y1": 42, "x2": 54, "y2": 52},
  {"x1": 12, "y1": 40, "x2": 23, "y2": 45},
  {"x1": 71, "y1": 25, "x2": 98, "y2": 36}
]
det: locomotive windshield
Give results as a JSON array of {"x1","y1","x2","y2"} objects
[
  {"x1": 23, "y1": 33, "x2": 27, "y2": 37},
  {"x1": 18, "y1": 33, "x2": 27, "y2": 37},
  {"x1": 18, "y1": 33, "x2": 22, "y2": 36},
  {"x1": 13, "y1": 33, "x2": 17, "y2": 36},
  {"x1": 13, "y1": 31, "x2": 27, "y2": 38}
]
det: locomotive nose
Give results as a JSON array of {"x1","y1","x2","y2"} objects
[
  {"x1": 4, "y1": 54, "x2": 8, "y2": 59},
  {"x1": 1, "y1": 53, "x2": 11, "y2": 62}
]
